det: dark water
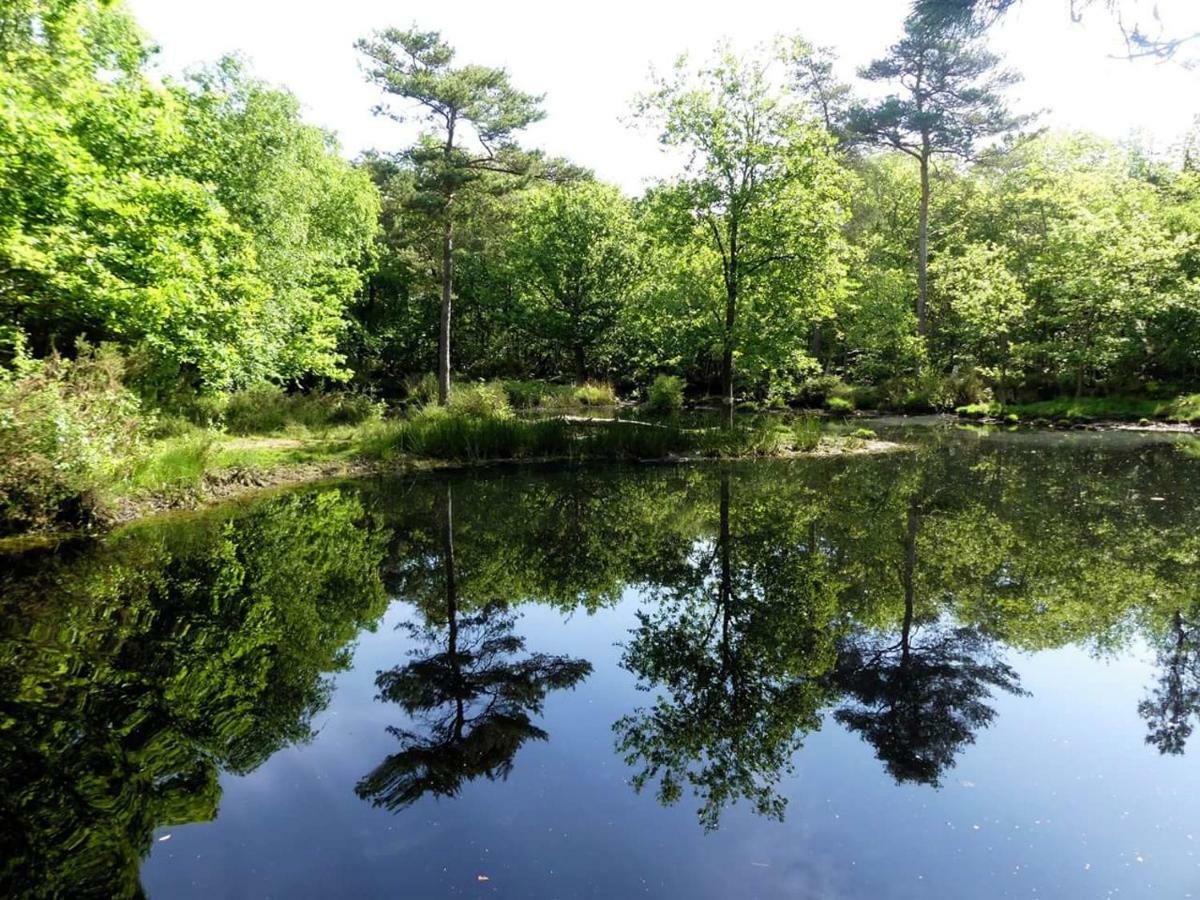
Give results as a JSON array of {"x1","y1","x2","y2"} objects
[{"x1": 4, "y1": 422, "x2": 1200, "y2": 899}]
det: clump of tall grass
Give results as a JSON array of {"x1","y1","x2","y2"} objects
[
  {"x1": 826, "y1": 395, "x2": 854, "y2": 415},
  {"x1": 792, "y1": 417, "x2": 823, "y2": 451},
  {"x1": 360, "y1": 406, "x2": 571, "y2": 462},
  {"x1": 570, "y1": 381, "x2": 617, "y2": 406},
  {"x1": 697, "y1": 417, "x2": 821, "y2": 457},
  {"x1": 501, "y1": 379, "x2": 617, "y2": 409},
  {"x1": 501, "y1": 379, "x2": 568, "y2": 408},
  {"x1": 446, "y1": 381, "x2": 511, "y2": 418},
  {"x1": 578, "y1": 421, "x2": 692, "y2": 459},
  {"x1": 404, "y1": 372, "x2": 439, "y2": 405},
  {"x1": 359, "y1": 406, "x2": 822, "y2": 465},
  {"x1": 222, "y1": 385, "x2": 381, "y2": 435},
  {"x1": 124, "y1": 434, "x2": 215, "y2": 498}
]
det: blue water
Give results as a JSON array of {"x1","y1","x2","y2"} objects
[{"x1": 5, "y1": 422, "x2": 1200, "y2": 898}]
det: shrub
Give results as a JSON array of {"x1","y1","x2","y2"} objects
[
  {"x1": 291, "y1": 391, "x2": 381, "y2": 429},
  {"x1": 647, "y1": 375, "x2": 684, "y2": 414},
  {"x1": 223, "y1": 385, "x2": 290, "y2": 434},
  {"x1": 794, "y1": 374, "x2": 849, "y2": 408},
  {"x1": 851, "y1": 427, "x2": 876, "y2": 440},
  {"x1": 826, "y1": 396, "x2": 854, "y2": 415},
  {"x1": 0, "y1": 345, "x2": 144, "y2": 532}
]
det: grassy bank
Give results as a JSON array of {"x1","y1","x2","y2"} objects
[
  {"x1": 956, "y1": 394, "x2": 1200, "y2": 424},
  {"x1": 2, "y1": 364, "x2": 893, "y2": 539},
  {"x1": 72, "y1": 411, "x2": 857, "y2": 537}
]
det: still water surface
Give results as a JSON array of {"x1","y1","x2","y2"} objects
[{"x1": 3, "y1": 421, "x2": 1200, "y2": 898}]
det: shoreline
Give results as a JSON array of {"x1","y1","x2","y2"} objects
[{"x1": 0, "y1": 434, "x2": 903, "y2": 552}]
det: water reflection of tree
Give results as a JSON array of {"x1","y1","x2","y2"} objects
[
  {"x1": 831, "y1": 495, "x2": 1025, "y2": 786},
  {"x1": 1140, "y1": 605, "x2": 1200, "y2": 755},
  {"x1": 616, "y1": 465, "x2": 1029, "y2": 827},
  {"x1": 615, "y1": 472, "x2": 838, "y2": 830},
  {"x1": 0, "y1": 490, "x2": 390, "y2": 898},
  {"x1": 357, "y1": 484, "x2": 591, "y2": 811}
]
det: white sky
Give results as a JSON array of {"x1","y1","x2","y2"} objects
[{"x1": 127, "y1": 0, "x2": 1199, "y2": 192}]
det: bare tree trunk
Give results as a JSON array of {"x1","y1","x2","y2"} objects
[
  {"x1": 721, "y1": 234, "x2": 738, "y2": 429},
  {"x1": 917, "y1": 155, "x2": 930, "y2": 339},
  {"x1": 438, "y1": 207, "x2": 454, "y2": 406},
  {"x1": 438, "y1": 121, "x2": 457, "y2": 407}
]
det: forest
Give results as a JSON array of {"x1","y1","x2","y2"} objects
[{"x1": 2, "y1": 0, "x2": 1199, "y2": 534}]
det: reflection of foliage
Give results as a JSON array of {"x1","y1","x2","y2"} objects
[
  {"x1": 1140, "y1": 608, "x2": 1200, "y2": 755},
  {"x1": 378, "y1": 468, "x2": 707, "y2": 615},
  {"x1": 3, "y1": 427, "x2": 1200, "y2": 881},
  {"x1": 833, "y1": 626, "x2": 1023, "y2": 784},
  {"x1": 356, "y1": 603, "x2": 591, "y2": 810},
  {"x1": 832, "y1": 496, "x2": 1024, "y2": 786},
  {"x1": 359, "y1": 484, "x2": 590, "y2": 811},
  {"x1": 0, "y1": 489, "x2": 389, "y2": 898},
  {"x1": 615, "y1": 474, "x2": 840, "y2": 829}
]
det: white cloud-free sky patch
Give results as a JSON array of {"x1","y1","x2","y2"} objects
[{"x1": 128, "y1": 0, "x2": 1199, "y2": 191}]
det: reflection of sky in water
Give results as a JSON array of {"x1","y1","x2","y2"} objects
[{"x1": 142, "y1": 588, "x2": 1200, "y2": 900}]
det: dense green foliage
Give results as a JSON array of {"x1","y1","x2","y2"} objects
[
  {"x1": 0, "y1": 0, "x2": 377, "y2": 392},
  {"x1": 2, "y1": 1, "x2": 1200, "y2": 534},
  {"x1": 350, "y1": 23, "x2": 1200, "y2": 410}
]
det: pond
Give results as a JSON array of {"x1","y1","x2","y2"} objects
[{"x1": 3, "y1": 421, "x2": 1200, "y2": 898}]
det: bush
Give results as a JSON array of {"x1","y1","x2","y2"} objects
[
  {"x1": 647, "y1": 375, "x2": 684, "y2": 414},
  {"x1": 851, "y1": 427, "x2": 876, "y2": 439},
  {"x1": 794, "y1": 374, "x2": 850, "y2": 408},
  {"x1": 826, "y1": 396, "x2": 854, "y2": 415},
  {"x1": 222, "y1": 384, "x2": 289, "y2": 434},
  {"x1": 0, "y1": 345, "x2": 144, "y2": 532}
]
